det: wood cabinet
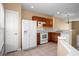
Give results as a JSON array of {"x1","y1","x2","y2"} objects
[
  {"x1": 37, "y1": 33, "x2": 40, "y2": 45},
  {"x1": 32, "y1": 16, "x2": 53, "y2": 27},
  {"x1": 43, "y1": 18, "x2": 53, "y2": 27},
  {"x1": 48, "y1": 32, "x2": 60, "y2": 43}
]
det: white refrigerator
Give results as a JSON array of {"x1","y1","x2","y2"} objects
[{"x1": 22, "y1": 20, "x2": 37, "y2": 50}]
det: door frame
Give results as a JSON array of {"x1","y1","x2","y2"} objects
[{"x1": 4, "y1": 9, "x2": 19, "y2": 53}]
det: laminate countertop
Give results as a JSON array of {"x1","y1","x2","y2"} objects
[{"x1": 58, "y1": 36, "x2": 79, "y2": 56}]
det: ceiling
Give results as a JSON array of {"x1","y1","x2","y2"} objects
[{"x1": 21, "y1": 3, "x2": 79, "y2": 20}]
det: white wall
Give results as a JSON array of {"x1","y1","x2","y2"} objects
[{"x1": 0, "y1": 3, "x2": 4, "y2": 54}]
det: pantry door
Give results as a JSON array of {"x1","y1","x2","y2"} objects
[{"x1": 5, "y1": 10, "x2": 19, "y2": 53}]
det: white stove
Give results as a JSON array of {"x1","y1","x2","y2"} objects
[
  {"x1": 40, "y1": 32, "x2": 48, "y2": 44},
  {"x1": 37, "y1": 30, "x2": 48, "y2": 44}
]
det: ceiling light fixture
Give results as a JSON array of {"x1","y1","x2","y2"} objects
[
  {"x1": 66, "y1": 14, "x2": 70, "y2": 24},
  {"x1": 57, "y1": 12, "x2": 60, "y2": 14},
  {"x1": 64, "y1": 8, "x2": 71, "y2": 24},
  {"x1": 31, "y1": 6, "x2": 34, "y2": 8}
]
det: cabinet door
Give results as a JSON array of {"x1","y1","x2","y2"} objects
[
  {"x1": 46, "y1": 18, "x2": 50, "y2": 27},
  {"x1": 37, "y1": 33, "x2": 40, "y2": 45},
  {"x1": 52, "y1": 33, "x2": 60, "y2": 43},
  {"x1": 32, "y1": 16, "x2": 37, "y2": 21},
  {"x1": 48, "y1": 32, "x2": 52, "y2": 42},
  {"x1": 49, "y1": 19, "x2": 53, "y2": 27},
  {"x1": 48, "y1": 32, "x2": 60, "y2": 43},
  {"x1": 32, "y1": 16, "x2": 41, "y2": 21},
  {"x1": 43, "y1": 18, "x2": 47, "y2": 27},
  {"x1": 32, "y1": 16, "x2": 39, "y2": 26},
  {"x1": 43, "y1": 18, "x2": 53, "y2": 27}
]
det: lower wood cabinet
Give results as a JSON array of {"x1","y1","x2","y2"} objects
[
  {"x1": 48, "y1": 32, "x2": 60, "y2": 43},
  {"x1": 37, "y1": 33, "x2": 40, "y2": 45},
  {"x1": 37, "y1": 32, "x2": 60, "y2": 45}
]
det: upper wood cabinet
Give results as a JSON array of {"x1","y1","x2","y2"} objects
[
  {"x1": 32, "y1": 16, "x2": 53, "y2": 27},
  {"x1": 32, "y1": 16, "x2": 43, "y2": 22},
  {"x1": 43, "y1": 18, "x2": 53, "y2": 27}
]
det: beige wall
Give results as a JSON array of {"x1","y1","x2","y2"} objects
[
  {"x1": 4, "y1": 3, "x2": 22, "y2": 49},
  {"x1": 21, "y1": 8, "x2": 52, "y2": 20},
  {"x1": 53, "y1": 16, "x2": 72, "y2": 30}
]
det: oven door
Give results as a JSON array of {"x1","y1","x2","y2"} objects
[{"x1": 40, "y1": 33, "x2": 48, "y2": 44}]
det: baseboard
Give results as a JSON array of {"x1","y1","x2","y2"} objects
[{"x1": 22, "y1": 46, "x2": 37, "y2": 51}]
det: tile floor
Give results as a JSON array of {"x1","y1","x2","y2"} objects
[{"x1": 5, "y1": 42, "x2": 57, "y2": 56}]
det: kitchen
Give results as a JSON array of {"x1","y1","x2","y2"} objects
[
  {"x1": 0, "y1": 3, "x2": 79, "y2": 56},
  {"x1": 32, "y1": 16, "x2": 60, "y2": 45}
]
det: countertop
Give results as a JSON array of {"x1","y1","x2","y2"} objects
[{"x1": 58, "y1": 37, "x2": 79, "y2": 56}]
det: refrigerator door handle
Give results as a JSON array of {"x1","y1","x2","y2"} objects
[{"x1": 24, "y1": 31, "x2": 27, "y2": 33}]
